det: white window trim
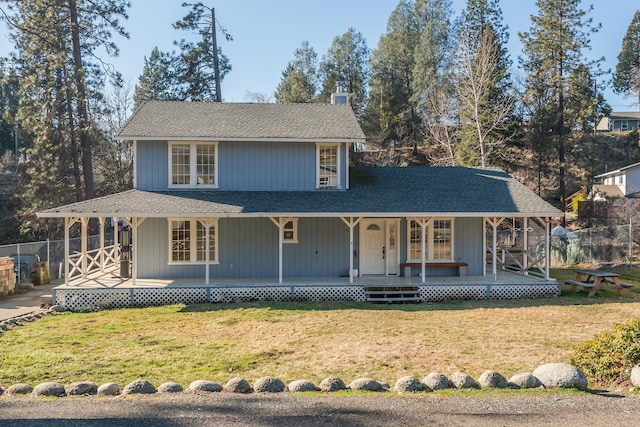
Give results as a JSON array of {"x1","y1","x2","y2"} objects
[
  {"x1": 316, "y1": 142, "x2": 341, "y2": 189},
  {"x1": 406, "y1": 218, "x2": 455, "y2": 262},
  {"x1": 168, "y1": 141, "x2": 219, "y2": 188},
  {"x1": 283, "y1": 218, "x2": 298, "y2": 244},
  {"x1": 168, "y1": 218, "x2": 219, "y2": 265}
]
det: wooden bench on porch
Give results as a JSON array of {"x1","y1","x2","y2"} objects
[{"x1": 400, "y1": 262, "x2": 468, "y2": 277}]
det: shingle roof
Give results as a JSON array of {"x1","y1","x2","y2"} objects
[
  {"x1": 609, "y1": 112, "x2": 640, "y2": 120},
  {"x1": 116, "y1": 101, "x2": 366, "y2": 141},
  {"x1": 38, "y1": 167, "x2": 560, "y2": 218}
]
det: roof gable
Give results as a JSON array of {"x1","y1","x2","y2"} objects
[{"x1": 116, "y1": 101, "x2": 366, "y2": 142}]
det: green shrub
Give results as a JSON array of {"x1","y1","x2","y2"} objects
[{"x1": 569, "y1": 318, "x2": 640, "y2": 384}]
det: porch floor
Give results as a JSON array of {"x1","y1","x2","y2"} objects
[{"x1": 59, "y1": 269, "x2": 555, "y2": 289}]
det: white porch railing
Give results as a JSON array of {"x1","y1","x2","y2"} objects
[
  {"x1": 487, "y1": 246, "x2": 546, "y2": 279},
  {"x1": 69, "y1": 244, "x2": 119, "y2": 278}
]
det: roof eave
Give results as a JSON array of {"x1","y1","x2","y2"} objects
[
  {"x1": 37, "y1": 210, "x2": 561, "y2": 219},
  {"x1": 114, "y1": 136, "x2": 366, "y2": 143}
]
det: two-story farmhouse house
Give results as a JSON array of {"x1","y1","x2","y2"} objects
[{"x1": 38, "y1": 100, "x2": 561, "y2": 310}]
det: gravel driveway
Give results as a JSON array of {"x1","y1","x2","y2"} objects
[{"x1": 1, "y1": 392, "x2": 639, "y2": 426}]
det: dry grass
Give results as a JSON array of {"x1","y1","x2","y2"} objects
[{"x1": 1, "y1": 267, "x2": 639, "y2": 387}]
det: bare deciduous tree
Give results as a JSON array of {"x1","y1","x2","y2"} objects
[{"x1": 455, "y1": 27, "x2": 515, "y2": 168}]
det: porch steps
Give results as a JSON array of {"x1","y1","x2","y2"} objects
[{"x1": 364, "y1": 286, "x2": 421, "y2": 304}]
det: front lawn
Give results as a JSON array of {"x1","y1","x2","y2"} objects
[{"x1": 1, "y1": 267, "x2": 638, "y2": 387}]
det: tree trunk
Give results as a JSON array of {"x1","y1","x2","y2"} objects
[{"x1": 68, "y1": 0, "x2": 95, "y2": 200}]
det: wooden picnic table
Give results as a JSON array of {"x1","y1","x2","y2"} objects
[{"x1": 565, "y1": 269, "x2": 634, "y2": 297}]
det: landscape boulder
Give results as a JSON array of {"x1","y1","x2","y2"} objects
[
  {"x1": 478, "y1": 371, "x2": 508, "y2": 388},
  {"x1": 5, "y1": 383, "x2": 33, "y2": 395},
  {"x1": 122, "y1": 379, "x2": 156, "y2": 395},
  {"x1": 188, "y1": 380, "x2": 222, "y2": 393},
  {"x1": 65, "y1": 381, "x2": 98, "y2": 396},
  {"x1": 450, "y1": 372, "x2": 479, "y2": 389},
  {"x1": 97, "y1": 383, "x2": 120, "y2": 396},
  {"x1": 319, "y1": 377, "x2": 347, "y2": 392},
  {"x1": 288, "y1": 380, "x2": 321, "y2": 393},
  {"x1": 32, "y1": 382, "x2": 66, "y2": 397},
  {"x1": 508, "y1": 372, "x2": 542, "y2": 389},
  {"x1": 631, "y1": 365, "x2": 640, "y2": 388},
  {"x1": 394, "y1": 376, "x2": 427, "y2": 393},
  {"x1": 533, "y1": 363, "x2": 588, "y2": 390},
  {"x1": 158, "y1": 382, "x2": 184, "y2": 393},
  {"x1": 348, "y1": 378, "x2": 387, "y2": 392},
  {"x1": 422, "y1": 373, "x2": 451, "y2": 390},
  {"x1": 223, "y1": 377, "x2": 252, "y2": 394},
  {"x1": 253, "y1": 377, "x2": 286, "y2": 393}
]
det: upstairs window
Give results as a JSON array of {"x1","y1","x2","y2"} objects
[
  {"x1": 316, "y1": 143, "x2": 340, "y2": 188},
  {"x1": 169, "y1": 142, "x2": 218, "y2": 188}
]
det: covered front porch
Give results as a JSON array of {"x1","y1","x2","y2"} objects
[{"x1": 52, "y1": 267, "x2": 560, "y2": 311}]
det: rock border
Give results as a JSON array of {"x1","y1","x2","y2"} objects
[{"x1": 0, "y1": 364, "x2": 606, "y2": 399}]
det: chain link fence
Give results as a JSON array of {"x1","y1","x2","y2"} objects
[
  {"x1": 551, "y1": 224, "x2": 634, "y2": 266},
  {"x1": 0, "y1": 233, "x2": 114, "y2": 285}
]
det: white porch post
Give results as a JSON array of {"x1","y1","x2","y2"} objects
[
  {"x1": 269, "y1": 217, "x2": 286, "y2": 284},
  {"x1": 205, "y1": 222, "x2": 210, "y2": 285},
  {"x1": 340, "y1": 217, "x2": 362, "y2": 284},
  {"x1": 491, "y1": 217, "x2": 498, "y2": 280},
  {"x1": 99, "y1": 217, "x2": 105, "y2": 273},
  {"x1": 123, "y1": 217, "x2": 145, "y2": 287},
  {"x1": 113, "y1": 217, "x2": 119, "y2": 263},
  {"x1": 81, "y1": 217, "x2": 88, "y2": 279},
  {"x1": 421, "y1": 220, "x2": 426, "y2": 283},
  {"x1": 545, "y1": 218, "x2": 551, "y2": 280},
  {"x1": 64, "y1": 217, "x2": 70, "y2": 286},
  {"x1": 483, "y1": 218, "x2": 487, "y2": 276},
  {"x1": 200, "y1": 218, "x2": 215, "y2": 286},
  {"x1": 523, "y1": 217, "x2": 529, "y2": 275}
]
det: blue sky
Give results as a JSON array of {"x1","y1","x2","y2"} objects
[{"x1": 3, "y1": 0, "x2": 639, "y2": 110}]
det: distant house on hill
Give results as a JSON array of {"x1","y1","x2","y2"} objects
[{"x1": 596, "y1": 112, "x2": 640, "y2": 132}]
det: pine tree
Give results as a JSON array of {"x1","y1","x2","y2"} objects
[
  {"x1": 363, "y1": 0, "x2": 420, "y2": 148},
  {"x1": 274, "y1": 41, "x2": 319, "y2": 103},
  {"x1": 519, "y1": 0, "x2": 601, "y2": 217},
  {"x1": 134, "y1": 47, "x2": 181, "y2": 107},
  {"x1": 0, "y1": 0, "x2": 129, "y2": 237},
  {"x1": 319, "y1": 28, "x2": 370, "y2": 117},
  {"x1": 173, "y1": 2, "x2": 232, "y2": 102},
  {"x1": 613, "y1": 10, "x2": 640, "y2": 108}
]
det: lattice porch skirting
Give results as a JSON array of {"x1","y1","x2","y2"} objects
[{"x1": 53, "y1": 283, "x2": 560, "y2": 311}]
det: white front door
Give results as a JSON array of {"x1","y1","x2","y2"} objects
[{"x1": 361, "y1": 221, "x2": 386, "y2": 275}]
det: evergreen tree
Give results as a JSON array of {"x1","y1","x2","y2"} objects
[
  {"x1": 134, "y1": 47, "x2": 181, "y2": 107},
  {"x1": 363, "y1": 0, "x2": 420, "y2": 148},
  {"x1": 319, "y1": 28, "x2": 370, "y2": 117},
  {"x1": 519, "y1": 0, "x2": 601, "y2": 216},
  {"x1": 0, "y1": 0, "x2": 129, "y2": 237},
  {"x1": 613, "y1": 10, "x2": 640, "y2": 108},
  {"x1": 455, "y1": 0, "x2": 514, "y2": 167},
  {"x1": 274, "y1": 41, "x2": 319, "y2": 103},
  {"x1": 173, "y1": 2, "x2": 232, "y2": 102},
  {"x1": 0, "y1": 60, "x2": 19, "y2": 155}
]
